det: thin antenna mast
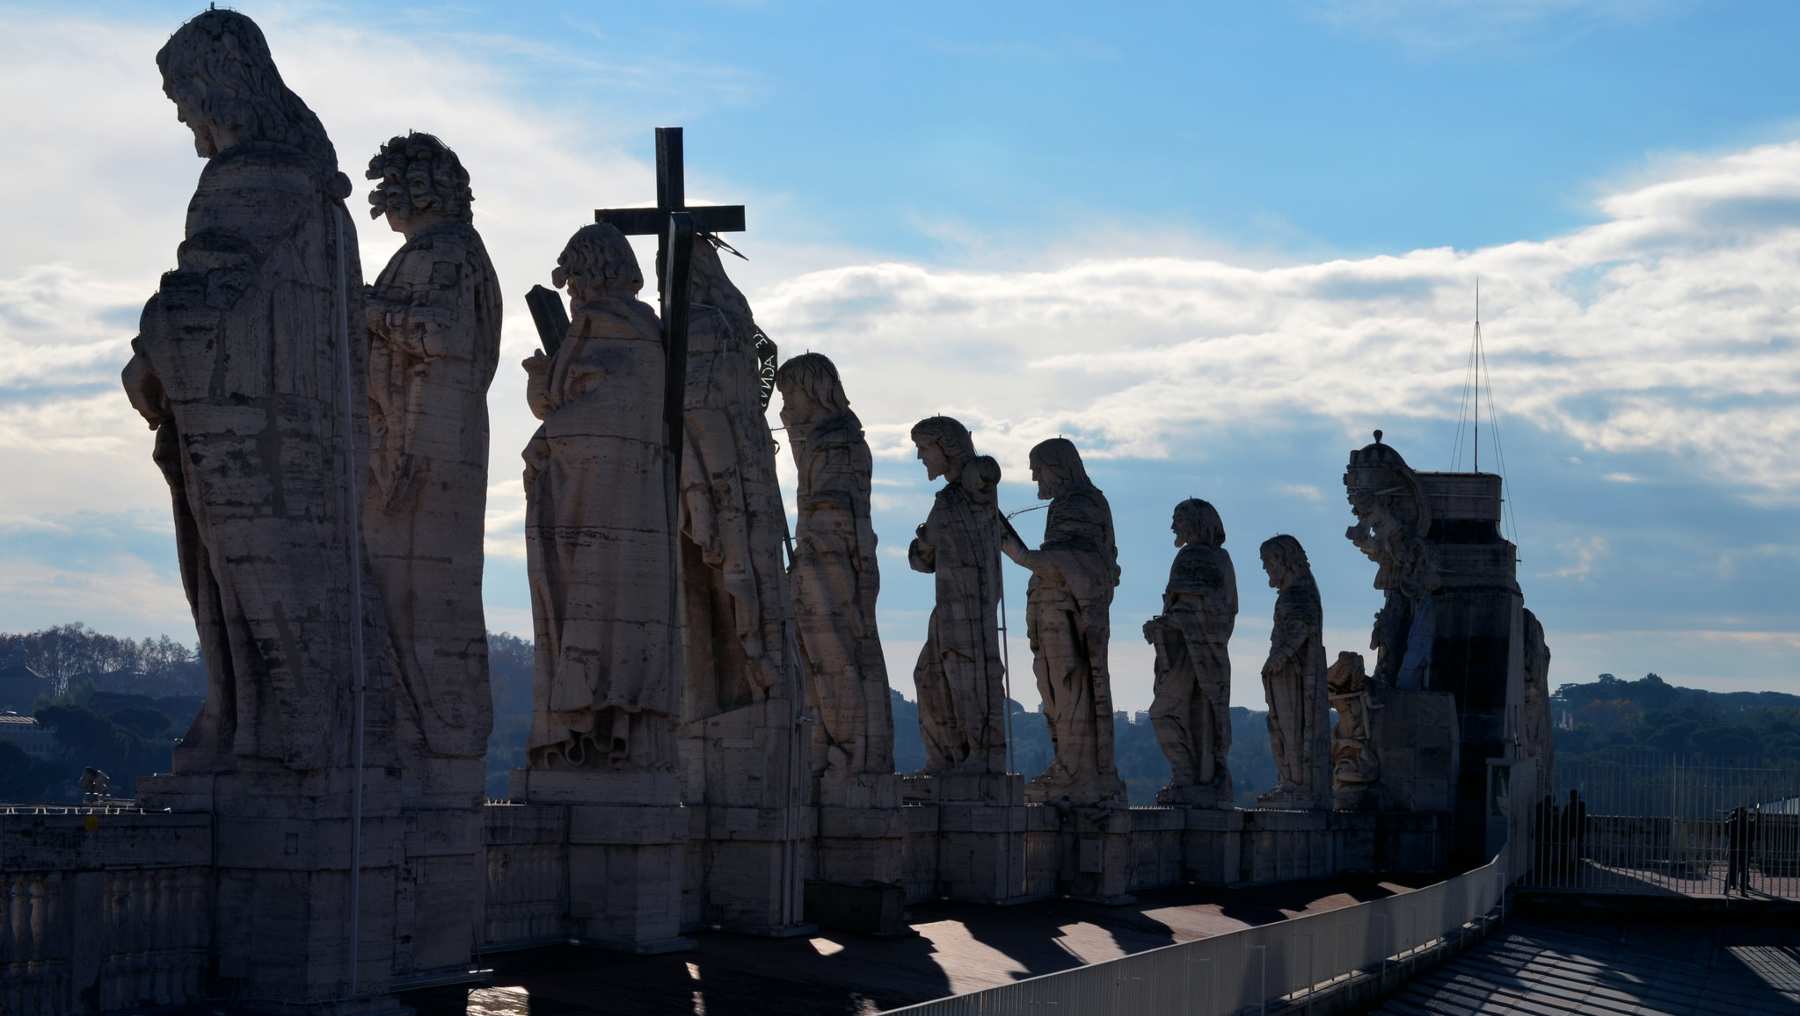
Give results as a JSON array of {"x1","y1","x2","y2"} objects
[{"x1": 1474, "y1": 278, "x2": 1481, "y2": 474}]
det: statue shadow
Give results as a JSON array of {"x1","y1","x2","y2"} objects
[
  {"x1": 1212, "y1": 872, "x2": 1410, "y2": 928},
  {"x1": 434, "y1": 930, "x2": 953, "y2": 1016},
  {"x1": 942, "y1": 897, "x2": 1181, "y2": 980}
]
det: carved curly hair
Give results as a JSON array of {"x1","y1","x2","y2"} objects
[
  {"x1": 365, "y1": 132, "x2": 475, "y2": 223},
  {"x1": 156, "y1": 10, "x2": 340, "y2": 183},
  {"x1": 552, "y1": 223, "x2": 644, "y2": 298}
]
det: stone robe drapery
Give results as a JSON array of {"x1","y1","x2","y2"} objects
[
  {"x1": 524, "y1": 297, "x2": 675, "y2": 770},
  {"x1": 1016, "y1": 488, "x2": 1124, "y2": 803},
  {"x1": 1264, "y1": 574, "x2": 1330, "y2": 805},
  {"x1": 365, "y1": 221, "x2": 501, "y2": 759},
  {"x1": 1149, "y1": 544, "x2": 1237, "y2": 799},
  {"x1": 680, "y1": 302, "x2": 791, "y2": 716},
  {"x1": 789, "y1": 411, "x2": 893, "y2": 775},
  {"x1": 910, "y1": 473, "x2": 1007, "y2": 774},
  {"x1": 123, "y1": 140, "x2": 369, "y2": 773}
]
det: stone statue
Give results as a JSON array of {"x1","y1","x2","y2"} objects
[
  {"x1": 776, "y1": 353, "x2": 893, "y2": 776},
  {"x1": 362, "y1": 132, "x2": 501, "y2": 764},
  {"x1": 1327, "y1": 651, "x2": 1378, "y2": 808},
  {"x1": 679, "y1": 241, "x2": 793, "y2": 717},
  {"x1": 1521, "y1": 608, "x2": 1554, "y2": 776},
  {"x1": 521, "y1": 223, "x2": 676, "y2": 771},
  {"x1": 121, "y1": 9, "x2": 373, "y2": 773},
  {"x1": 1344, "y1": 434, "x2": 1439, "y2": 689},
  {"x1": 909, "y1": 417, "x2": 1007, "y2": 775},
  {"x1": 1000, "y1": 439, "x2": 1124, "y2": 805},
  {"x1": 1144, "y1": 498, "x2": 1237, "y2": 807},
  {"x1": 1257, "y1": 535, "x2": 1330, "y2": 808}
]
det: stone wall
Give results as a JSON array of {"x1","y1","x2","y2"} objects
[
  {"x1": 481, "y1": 804, "x2": 568, "y2": 952},
  {"x1": 1, "y1": 798, "x2": 1448, "y2": 1016},
  {"x1": 0, "y1": 809, "x2": 211, "y2": 1016}
]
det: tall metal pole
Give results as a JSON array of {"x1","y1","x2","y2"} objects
[{"x1": 1474, "y1": 278, "x2": 1481, "y2": 474}]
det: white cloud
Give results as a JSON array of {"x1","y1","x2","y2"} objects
[
  {"x1": 757, "y1": 143, "x2": 1800, "y2": 503},
  {"x1": 1277, "y1": 483, "x2": 1326, "y2": 504},
  {"x1": 1543, "y1": 535, "x2": 1611, "y2": 581}
]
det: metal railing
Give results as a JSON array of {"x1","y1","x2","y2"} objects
[
  {"x1": 1520, "y1": 752, "x2": 1800, "y2": 899},
  {"x1": 880, "y1": 850, "x2": 1509, "y2": 1015}
]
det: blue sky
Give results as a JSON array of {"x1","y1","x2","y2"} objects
[{"x1": 1, "y1": 1, "x2": 1797, "y2": 711}]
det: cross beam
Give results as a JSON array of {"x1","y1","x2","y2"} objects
[
  {"x1": 595, "y1": 127, "x2": 746, "y2": 469},
  {"x1": 596, "y1": 126, "x2": 746, "y2": 305}
]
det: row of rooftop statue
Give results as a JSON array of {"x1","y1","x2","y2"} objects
[{"x1": 118, "y1": 11, "x2": 1555, "y2": 816}]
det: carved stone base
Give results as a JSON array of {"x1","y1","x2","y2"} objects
[
  {"x1": 1155, "y1": 781, "x2": 1234, "y2": 808},
  {"x1": 680, "y1": 699, "x2": 814, "y2": 937},
  {"x1": 508, "y1": 767, "x2": 691, "y2": 954},
  {"x1": 810, "y1": 772, "x2": 908, "y2": 934},
  {"x1": 901, "y1": 770, "x2": 1025, "y2": 806},
  {"x1": 1057, "y1": 804, "x2": 1134, "y2": 904},
  {"x1": 135, "y1": 767, "x2": 411, "y2": 1012}
]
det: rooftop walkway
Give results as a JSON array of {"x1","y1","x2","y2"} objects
[
  {"x1": 1373, "y1": 915, "x2": 1800, "y2": 1016},
  {"x1": 452, "y1": 872, "x2": 1436, "y2": 1016}
]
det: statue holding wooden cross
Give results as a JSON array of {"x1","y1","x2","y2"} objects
[{"x1": 521, "y1": 128, "x2": 794, "y2": 768}]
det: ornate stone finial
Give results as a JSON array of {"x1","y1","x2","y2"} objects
[{"x1": 1374, "y1": 429, "x2": 1384, "y2": 445}]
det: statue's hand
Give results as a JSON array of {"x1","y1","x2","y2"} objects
[
  {"x1": 121, "y1": 350, "x2": 169, "y2": 430},
  {"x1": 1142, "y1": 617, "x2": 1162, "y2": 644},
  {"x1": 523, "y1": 352, "x2": 552, "y2": 419}
]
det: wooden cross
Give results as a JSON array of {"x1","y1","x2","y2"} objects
[{"x1": 596, "y1": 128, "x2": 746, "y2": 467}]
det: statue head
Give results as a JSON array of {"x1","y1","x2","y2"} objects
[
  {"x1": 1343, "y1": 432, "x2": 1433, "y2": 592},
  {"x1": 554, "y1": 223, "x2": 644, "y2": 304},
  {"x1": 1027, "y1": 437, "x2": 1092, "y2": 501},
  {"x1": 156, "y1": 9, "x2": 339, "y2": 180},
  {"x1": 910, "y1": 416, "x2": 975, "y2": 481},
  {"x1": 775, "y1": 352, "x2": 848, "y2": 425},
  {"x1": 1172, "y1": 498, "x2": 1224, "y2": 549},
  {"x1": 366, "y1": 131, "x2": 474, "y2": 234},
  {"x1": 1259, "y1": 534, "x2": 1310, "y2": 590},
  {"x1": 960, "y1": 454, "x2": 1002, "y2": 507}
]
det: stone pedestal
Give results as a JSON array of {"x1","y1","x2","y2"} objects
[
  {"x1": 1366, "y1": 686, "x2": 1461, "y2": 813},
  {"x1": 680, "y1": 698, "x2": 814, "y2": 936},
  {"x1": 1058, "y1": 804, "x2": 1134, "y2": 904},
  {"x1": 394, "y1": 757, "x2": 486, "y2": 989},
  {"x1": 507, "y1": 768, "x2": 690, "y2": 954},
  {"x1": 905, "y1": 773, "x2": 1048, "y2": 904},
  {"x1": 809, "y1": 771, "x2": 908, "y2": 934},
  {"x1": 1180, "y1": 805, "x2": 1245, "y2": 885},
  {"x1": 136, "y1": 767, "x2": 410, "y2": 1015}
]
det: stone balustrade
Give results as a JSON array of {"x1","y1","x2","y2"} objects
[{"x1": 0, "y1": 809, "x2": 211, "y2": 1015}]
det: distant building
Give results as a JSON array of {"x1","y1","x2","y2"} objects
[
  {"x1": 0, "y1": 712, "x2": 56, "y2": 760},
  {"x1": 0, "y1": 660, "x2": 50, "y2": 712},
  {"x1": 1133, "y1": 710, "x2": 1152, "y2": 725}
]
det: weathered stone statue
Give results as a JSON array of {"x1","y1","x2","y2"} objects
[
  {"x1": 1521, "y1": 608, "x2": 1554, "y2": 776},
  {"x1": 522, "y1": 223, "x2": 676, "y2": 771},
  {"x1": 1000, "y1": 439, "x2": 1124, "y2": 805},
  {"x1": 121, "y1": 9, "x2": 372, "y2": 774},
  {"x1": 1344, "y1": 433, "x2": 1439, "y2": 688},
  {"x1": 776, "y1": 353, "x2": 893, "y2": 776},
  {"x1": 909, "y1": 417, "x2": 1007, "y2": 775},
  {"x1": 362, "y1": 132, "x2": 501, "y2": 767},
  {"x1": 1257, "y1": 535, "x2": 1330, "y2": 808},
  {"x1": 1327, "y1": 651, "x2": 1379, "y2": 809},
  {"x1": 679, "y1": 241, "x2": 794, "y2": 716},
  {"x1": 1144, "y1": 498, "x2": 1237, "y2": 807}
]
